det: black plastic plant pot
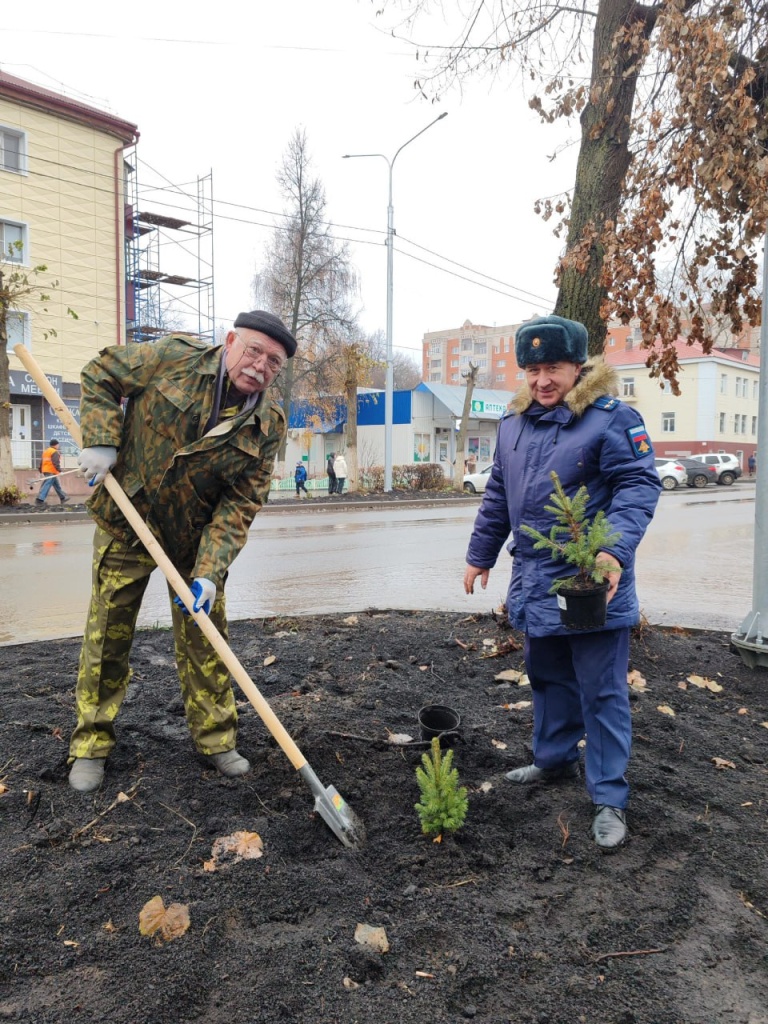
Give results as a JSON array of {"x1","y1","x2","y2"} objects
[
  {"x1": 418, "y1": 704, "x2": 461, "y2": 746},
  {"x1": 556, "y1": 578, "x2": 610, "y2": 630}
]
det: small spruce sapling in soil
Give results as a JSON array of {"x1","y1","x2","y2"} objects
[
  {"x1": 519, "y1": 471, "x2": 621, "y2": 593},
  {"x1": 415, "y1": 736, "x2": 468, "y2": 839}
]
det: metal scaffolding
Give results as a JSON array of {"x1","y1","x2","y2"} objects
[{"x1": 124, "y1": 154, "x2": 214, "y2": 344}]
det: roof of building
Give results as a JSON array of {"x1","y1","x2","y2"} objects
[
  {"x1": 604, "y1": 336, "x2": 760, "y2": 370},
  {"x1": 415, "y1": 381, "x2": 515, "y2": 419},
  {"x1": 0, "y1": 70, "x2": 138, "y2": 144}
]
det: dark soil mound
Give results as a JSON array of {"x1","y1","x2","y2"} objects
[{"x1": 1, "y1": 612, "x2": 767, "y2": 1024}]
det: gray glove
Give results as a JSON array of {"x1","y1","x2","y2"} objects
[{"x1": 78, "y1": 445, "x2": 118, "y2": 486}]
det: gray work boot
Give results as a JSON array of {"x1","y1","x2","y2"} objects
[
  {"x1": 69, "y1": 757, "x2": 106, "y2": 793},
  {"x1": 204, "y1": 750, "x2": 251, "y2": 777},
  {"x1": 505, "y1": 761, "x2": 580, "y2": 784},
  {"x1": 592, "y1": 805, "x2": 627, "y2": 852}
]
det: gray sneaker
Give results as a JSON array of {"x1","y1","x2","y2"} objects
[
  {"x1": 204, "y1": 750, "x2": 251, "y2": 777},
  {"x1": 592, "y1": 805, "x2": 627, "y2": 852},
  {"x1": 69, "y1": 757, "x2": 105, "y2": 792},
  {"x1": 505, "y1": 761, "x2": 580, "y2": 784}
]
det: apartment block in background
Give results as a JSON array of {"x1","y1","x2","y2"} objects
[{"x1": 1, "y1": 71, "x2": 138, "y2": 468}]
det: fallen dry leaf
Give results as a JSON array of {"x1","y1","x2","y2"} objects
[
  {"x1": 103, "y1": 919, "x2": 117, "y2": 933},
  {"x1": 263, "y1": 654, "x2": 276, "y2": 667},
  {"x1": 479, "y1": 781, "x2": 493, "y2": 793},
  {"x1": 657, "y1": 704, "x2": 676, "y2": 717},
  {"x1": 341, "y1": 615, "x2": 359, "y2": 626},
  {"x1": 343, "y1": 976, "x2": 360, "y2": 990},
  {"x1": 0, "y1": 783, "x2": 8, "y2": 796},
  {"x1": 62, "y1": 940, "x2": 79, "y2": 947},
  {"x1": 205, "y1": 831, "x2": 264, "y2": 871},
  {"x1": 386, "y1": 732, "x2": 414, "y2": 745},
  {"x1": 116, "y1": 791, "x2": 130, "y2": 803},
  {"x1": 138, "y1": 896, "x2": 190, "y2": 942},
  {"x1": 712, "y1": 757, "x2": 737, "y2": 770},
  {"x1": 687, "y1": 674, "x2": 723, "y2": 693},
  {"x1": 354, "y1": 923, "x2": 389, "y2": 953},
  {"x1": 491, "y1": 739, "x2": 507, "y2": 750},
  {"x1": 737, "y1": 708, "x2": 749, "y2": 715},
  {"x1": 627, "y1": 669, "x2": 647, "y2": 691},
  {"x1": 482, "y1": 638, "x2": 496, "y2": 647},
  {"x1": 500, "y1": 700, "x2": 532, "y2": 711},
  {"x1": 760, "y1": 722, "x2": 768, "y2": 729},
  {"x1": 494, "y1": 669, "x2": 522, "y2": 683},
  {"x1": 415, "y1": 971, "x2": 435, "y2": 978},
  {"x1": 419, "y1": 665, "x2": 429, "y2": 671}
]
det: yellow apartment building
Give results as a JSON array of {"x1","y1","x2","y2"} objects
[{"x1": 1, "y1": 71, "x2": 138, "y2": 469}]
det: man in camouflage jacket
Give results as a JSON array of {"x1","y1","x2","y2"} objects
[{"x1": 68, "y1": 310, "x2": 296, "y2": 793}]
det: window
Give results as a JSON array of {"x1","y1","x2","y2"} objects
[
  {"x1": 430, "y1": 341, "x2": 442, "y2": 354},
  {"x1": 516, "y1": 371, "x2": 524, "y2": 380},
  {"x1": 413, "y1": 433, "x2": 431, "y2": 463},
  {"x1": 733, "y1": 413, "x2": 740, "y2": 433},
  {"x1": 719, "y1": 412, "x2": 726, "y2": 433},
  {"x1": 607, "y1": 336, "x2": 615, "y2": 347},
  {"x1": 621, "y1": 377, "x2": 635, "y2": 397},
  {"x1": 754, "y1": 381, "x2": 759, "y2": 401},
  {"x1": 497, "y1": 360, "x2": 506, "y2": 368},
  {"x1": 661, "y1": 380, "x2": 672, "y2": 394},
  {"x1": 0, "y1": 219, "x2": 26, "y2": 262},
  {"x1": 662, "y1": 412, "x2": 675, "y2": 433},
  {"x1": 741, "y1": 414, "x2": 748, "y2": 434},
  {"x1": 473, "y1": 342, "x2": 487, "y2": 355},
  {"x1": 461, "y1": 339, "x2": 473, "y2": 351},
  {"x1": 0, "y1": 127, "x2": 25, "y2": 174},
  {"x1": 495, "y1": 374, "x2": 506, "y2": 383},
  {"x1": 720, "y1": 374, "x2": 728, "y2": 394},
  {"x1": 6, "y1": 311, "x2": 29, "y2": 349},
  {"x1": 430, "y1": 358, "x2": 442, "y2": 368},
  {"x1": 735, "y1": 376, "x2": 748, "y2": 398},
  {"x1": 429, "y1": 372, "x2": 442, "y2": 382},
  {"x1": 753, "y1": 416, "x2": 758, "y2": 436},
  {"x1": 450, "y1": 358, "x2": 459, "y2": 367}
]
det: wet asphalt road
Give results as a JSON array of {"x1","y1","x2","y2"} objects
[{"x1": 0, "y1": 486, "x2": 757, "y2": 645}]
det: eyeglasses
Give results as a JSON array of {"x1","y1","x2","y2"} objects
[{"x1": 235, "y1": 334, "x2": 286, "y2": 374}]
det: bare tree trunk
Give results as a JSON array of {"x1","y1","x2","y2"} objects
[
  {"x1": 555, "y1": 1, "x2": 657, "y2": 355},
  {"x1": 453, "y1": 362, "x2": 479, "y2": 492},
  {"x1": 344, "y1": 376, "x2": 358, "y2": 493}
]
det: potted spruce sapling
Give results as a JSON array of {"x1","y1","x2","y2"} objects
[{"x1": 519, "y1": 471, "x2": 621, "y2": 630}]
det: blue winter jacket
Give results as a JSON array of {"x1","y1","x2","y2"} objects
[{"x1": 466, "y1": 359, "x2": 661, "y2": 637}]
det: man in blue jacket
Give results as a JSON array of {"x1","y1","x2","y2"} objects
[{"x1": 464, "y1": 315, "x2": 660, "y2": 852}]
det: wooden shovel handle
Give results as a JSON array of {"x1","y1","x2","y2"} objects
[{"x1": 13, "y1": 344, "x2": 307, "y2": 771}]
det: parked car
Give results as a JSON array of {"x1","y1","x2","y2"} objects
[
  {"x1": 675, "y1": 458, "x2": 717, "y2": 489},
  {"x1": 688, "y1": 453, "x2": 742, "y2": 486},
  {"x1": 654, "y1": 458, "x2": 688, "y2": 491},
  {"x1": 463, "y1": 466, "x2": 493, "y2": 493}
]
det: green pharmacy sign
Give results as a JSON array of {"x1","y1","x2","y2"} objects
[{"x1": 470, "y1": 399, "x2": 506, "y2": 416}]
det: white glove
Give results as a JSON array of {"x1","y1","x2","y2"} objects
[
  {"x1": 174, "y1": 578, "x2": 216, "y2": 616},
  {"x1": 78, "y1": 446, "x2": 118, "y2": 486}
]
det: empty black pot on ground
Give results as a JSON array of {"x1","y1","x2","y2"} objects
[
  {"x1": 418, "y1": 704, "x2": 461, "y2": 746},
  {"x1": 556, "y1": 579, "x2": 609, "y2": 630}
]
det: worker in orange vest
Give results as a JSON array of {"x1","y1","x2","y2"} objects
[{"x1": 36, "y1": 439, "x2": 68, "y2": 504}]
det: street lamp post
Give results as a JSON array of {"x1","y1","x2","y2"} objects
[{"x1": 344, "y1": 111, "x2": 448, "y2": 491}]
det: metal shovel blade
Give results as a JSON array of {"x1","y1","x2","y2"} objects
[{"x1": 300, "y1": 764, "x2": 365, "y2": 849}]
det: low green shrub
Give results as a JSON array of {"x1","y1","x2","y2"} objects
[{"x1": 0, "y1": 486, "x2": 24, "y2": 506}]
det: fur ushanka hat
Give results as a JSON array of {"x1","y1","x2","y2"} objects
[{"x1": 515, "y1": 314, "x2": 588, "y2": 368}]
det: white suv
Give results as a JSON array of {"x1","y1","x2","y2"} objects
[
  {"x1": 689, "y1": 453, "x2": 742, "y2": 486},
  {"x1": 654, "y1": 458, "x2": 688, "y2": 491}
]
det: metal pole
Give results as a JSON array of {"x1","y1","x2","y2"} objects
[
  {"x1": 385, "y1": 164, "x2": 395, "y2": 491},
  {"x1": 343, "y1": 112, "x2": 447, "y2": 491},
  {"x1": 732, "y1": 229, "x2": 768, "y2": 668}
]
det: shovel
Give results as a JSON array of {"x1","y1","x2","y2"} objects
[{"x1": 14, "y1": 344, "x2": 365, "y2": 850}]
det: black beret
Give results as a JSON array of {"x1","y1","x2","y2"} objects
[
  {"x1": 234, "y1": 310, "x2": 297, "y2": 358},
  {"x1": 515, "y1": 315, "x2": 588, "y2": 368}
]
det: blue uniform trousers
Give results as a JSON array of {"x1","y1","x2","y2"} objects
[{"x1": 524, "y1": 628, "x2": 631, "y2": 808}]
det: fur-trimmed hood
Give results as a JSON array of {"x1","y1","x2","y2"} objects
[{"x1": 510, "y1": 357, "x2": 619, "y2": 418}]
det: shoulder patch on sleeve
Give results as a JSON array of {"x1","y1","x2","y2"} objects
[
  {"x1": 593, "y1": 395, "x2": 619, "y2": 411},
  {"x1": 626, "y1": 424, "x2": 654, "y2": 458}
]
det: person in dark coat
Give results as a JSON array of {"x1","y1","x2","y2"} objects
[
  {"x1": 326, "y1": 453, "x2": 337, "y2": 495},
  {"x1": 464, "y1": 315, "x2": 661, "y2": 852}
]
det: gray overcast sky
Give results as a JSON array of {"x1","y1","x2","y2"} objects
[{"x1": 2, "y1": 0, "x2": 577, "y2": 360}]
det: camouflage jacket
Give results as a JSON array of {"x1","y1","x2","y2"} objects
[{"x1": 81, "y1": 334, "x2": 286, "y2": 588}]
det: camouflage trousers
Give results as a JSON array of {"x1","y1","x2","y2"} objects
[{"x1": 69, "y1": 526, "x2": 237, "y2": 760}]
